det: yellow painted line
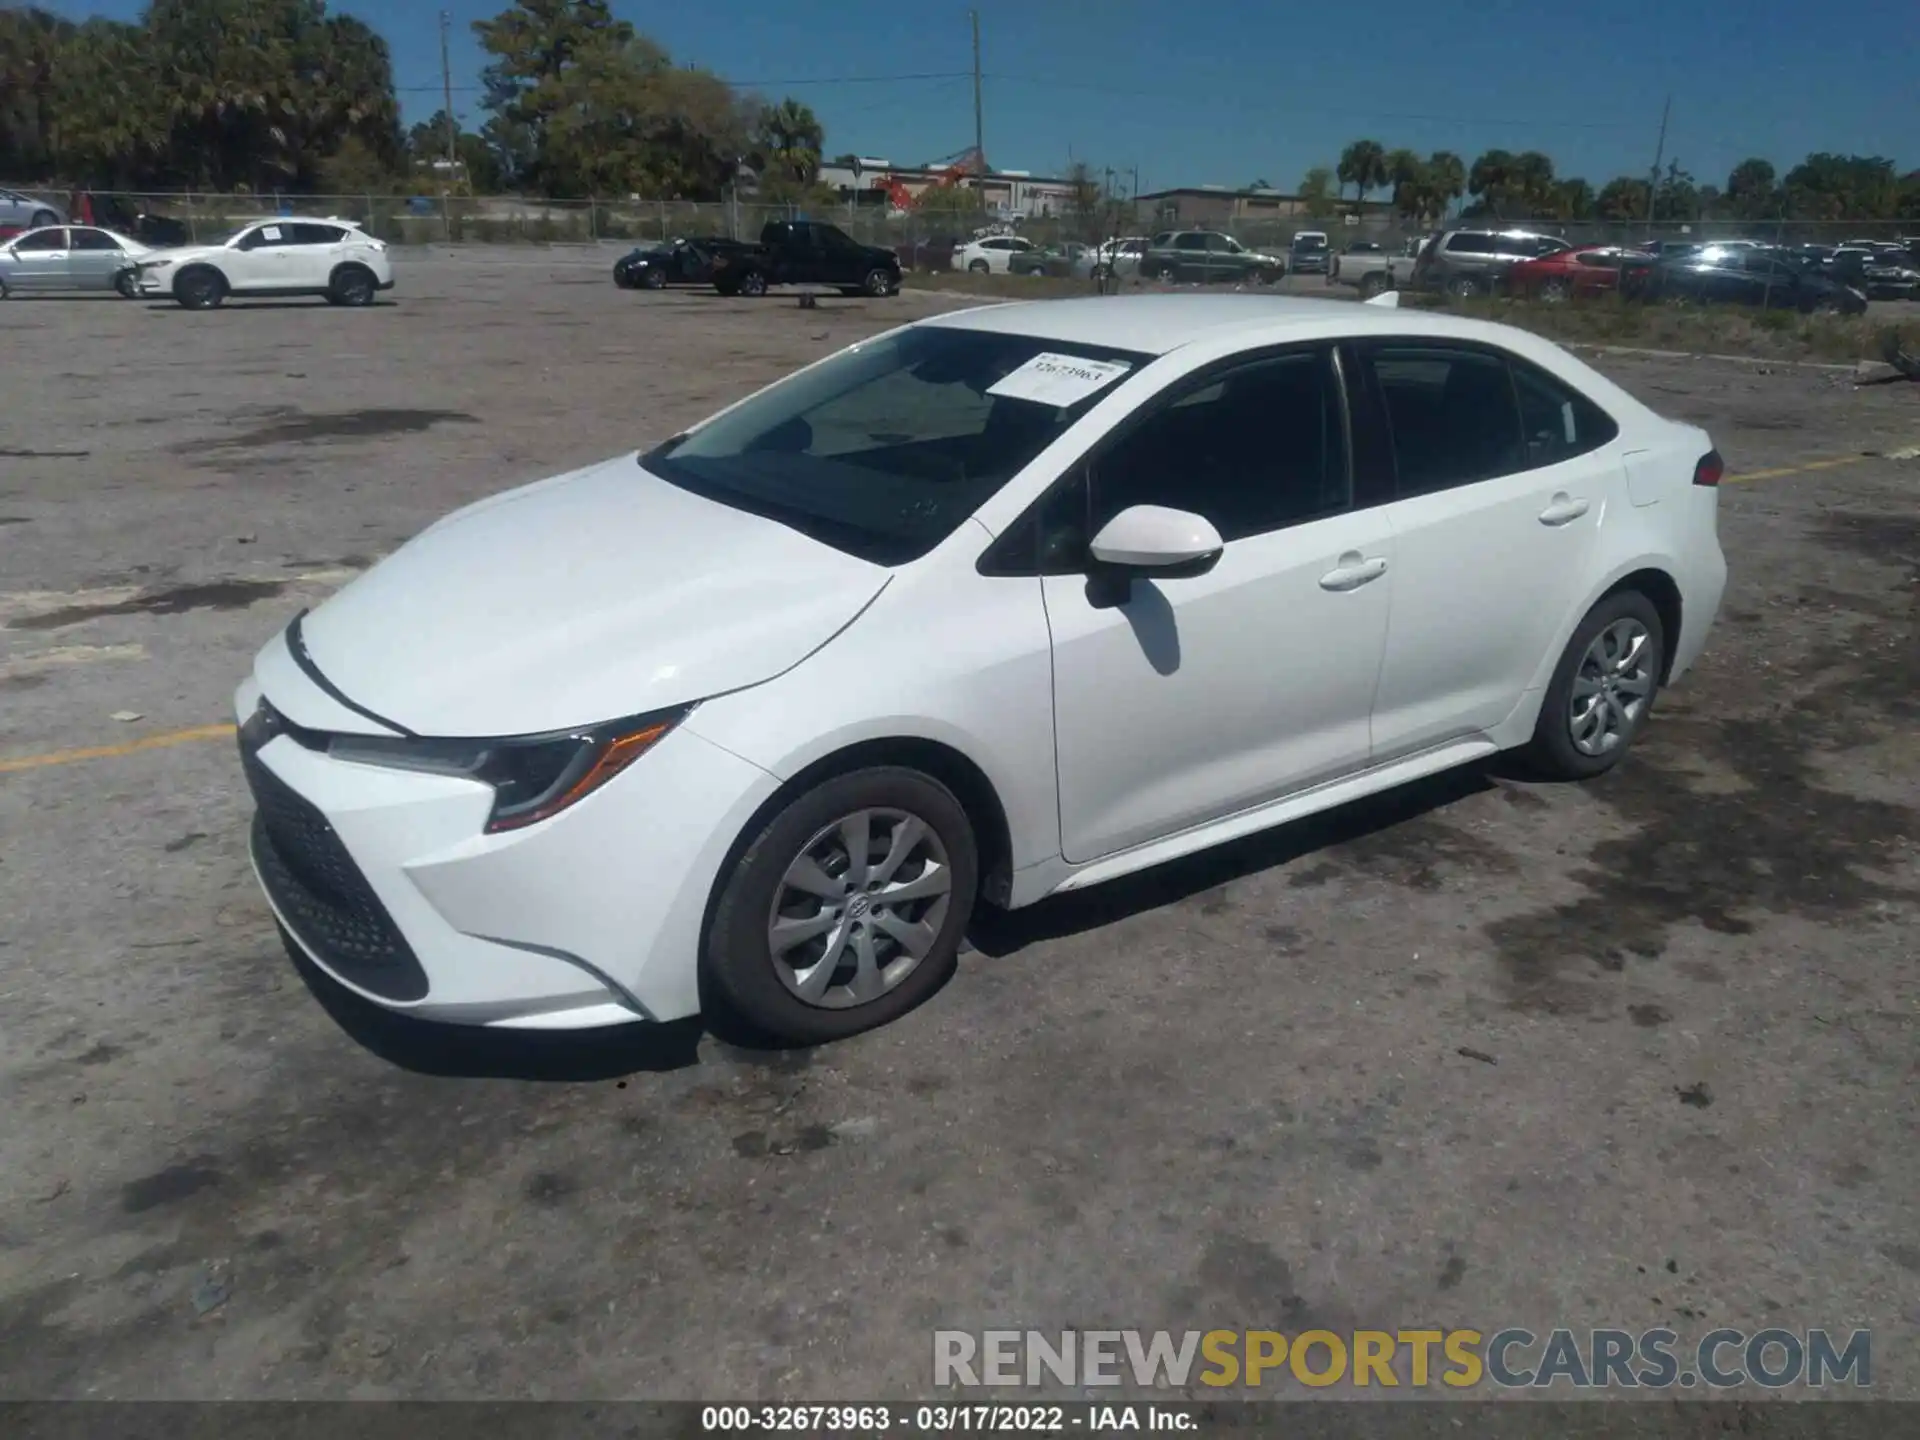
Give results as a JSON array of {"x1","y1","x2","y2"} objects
[
  {"x1": 1730, "y1": 454, "x2": 1870, "y2": 483},
  {"x1": 0, "y1": 723, "x2": 234, "y2": 774}
]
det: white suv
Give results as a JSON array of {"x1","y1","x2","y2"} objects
[{"x1": 135, "y1": 217, "x2": 393, "y2": 309}]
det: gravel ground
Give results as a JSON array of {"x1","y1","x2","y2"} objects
[{"x1": 1, "y1": 247, "x2": 1916, "y2": 1403}]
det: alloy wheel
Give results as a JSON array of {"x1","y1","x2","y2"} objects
[
  {"x1": 767, "y1": 808, "x2": 953, "y2": 1010},
  {"x1": 1568, "y1": 618, "x2": 1654, "y2": 757}
]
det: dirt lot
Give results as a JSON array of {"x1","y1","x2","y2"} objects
[{"x1": 1, "y1": 246, "x2": 1916, "y2": 1402}]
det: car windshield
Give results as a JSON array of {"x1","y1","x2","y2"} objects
[
  {"x1": 1294, "y1": 236, "x2": 1328, "y2": 250},
  {"x1": 642, "y1": 327, "x2": 1150, "y2": 566}
]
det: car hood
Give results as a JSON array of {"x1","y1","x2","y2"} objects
[
  {"x1": 291, "y1": 456, "x2": 890, "y2": 737},
  {"x1": 137, "y1": 244, "x2": 224, "y2": 265}
]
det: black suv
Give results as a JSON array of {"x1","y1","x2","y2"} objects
[{"x1": 1413, "y1": 228, "x2": 1572, "y2": 296}]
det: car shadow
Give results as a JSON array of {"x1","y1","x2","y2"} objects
[
  {"x1": 969, "y1": 760, "x2": 1510, "y2": 956},
  {"x1": 143, "y1": 300, "x2": 400, "y2": 312}
]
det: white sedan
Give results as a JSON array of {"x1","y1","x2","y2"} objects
[
  {"x1": 236, "y1": 294, "x2": 1726, "y2": 1046},
  {"x1": 952, "y1": 234, "x2": 1036, "y2": 274}
]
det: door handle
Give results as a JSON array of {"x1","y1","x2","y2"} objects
[
  {"x1": 1318, "y1": 553, "x2": 1389, "y2": 592},
  {"x1": 1539, "y1": 494, "x2": 1591, "y2": 526}
]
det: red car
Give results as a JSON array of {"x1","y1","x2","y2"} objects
[{"x1": 1508, "y1": 245, "x2": 1653, "y2": 303}]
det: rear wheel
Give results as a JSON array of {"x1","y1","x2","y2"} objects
[
  {"x1": 29, "y1": 209, "x2": 56, "y2": 229},
  {"x1": 1358, "y1": 272, "x2": 1388, "y2": 299},
  {"x1": 1523, "y1": 590, "x2": 1666, "y2": 781},
  {"x1": 1539, "y1": 277, "x2": 1572, "y2": 304},
  {"x1": 968, "y1": 258, "x2": 989, "y2": 274},
  {"x1": 704, "y1": 767, "x2": 978, "y2": 1045},
  {"x1": 1446, "y1": 274, "x2": 1480, "y2": 299},
  {"x1": 737, "y1": 269, "x2": 768, "y2": 297},
  {"x1": 173, "y1": 266, "x2": 225, "y2": 310}
]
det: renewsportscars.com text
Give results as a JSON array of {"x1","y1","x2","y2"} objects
[{"x1": 933, "y1": 1328, "x2": 1871, "y2": 1390}]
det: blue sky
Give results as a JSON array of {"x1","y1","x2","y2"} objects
[{"x1": 46, "y1": 0, "x2": 1920, "y2": 194}]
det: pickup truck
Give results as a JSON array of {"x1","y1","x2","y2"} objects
[
  {"x1": 1326, "y1": 238, "x2": 1421, "y2": 298},
  {"x1": 708, "y1": 219, "x2": 901, "y2": 298}
]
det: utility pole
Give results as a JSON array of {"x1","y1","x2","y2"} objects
[
  {"x1": 1644, "y1": 93, "x2": 1670, "y2": 243},
  {"x1": 970, "y1": 10, "x2": 984, "y2": 171},
  {"x1": 439, "y1": 9, "x2": 456, "y2": 242}
]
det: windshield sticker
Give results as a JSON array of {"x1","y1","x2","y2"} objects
[
  {"x1": 260, "y1": 225, "x2": 283, "y2": 242},
  {"x1": 986, "y1": 353, "x2": 1132, "y2": 408}
]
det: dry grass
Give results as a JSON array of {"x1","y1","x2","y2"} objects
[{"x1": 902, "y1": 269, "x2": 1915, "y2": 364}]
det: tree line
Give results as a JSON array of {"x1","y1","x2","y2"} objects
[
  {"x1": 0, "y1": 0, "x2": 829, "y2": 201},
  {"x1": 1328, "y1": 140, "x2": 1920, "y2": 227}
]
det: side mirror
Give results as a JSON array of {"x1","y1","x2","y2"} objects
[{"x1": 1088, "y1": 505, "x2": 1224, "y2": 578}]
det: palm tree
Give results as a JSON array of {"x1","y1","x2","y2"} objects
[
  {"x1": 1426, "y1": 151, "x2": 1465, "y2": 221},
  {"x1": 1337, "y1": 139, "x2": 1388, "y2": 207},
  {"x1": 754, "y1": 97, "x2": 824, "y2": 185},
  {"x1": 1468, "y1": 149, "x2": 1515, "y2": 218},
  {"x1": 1384, "y1": 148, "x2": 1427, "y2": 222},
  {"x1": 1512, "y1": 151, "x2": 1555, "y2": 217}
]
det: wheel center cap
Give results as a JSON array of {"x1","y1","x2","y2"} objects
[{"x1": 846, "y1": 893, "x2": 872, "y2": 920}]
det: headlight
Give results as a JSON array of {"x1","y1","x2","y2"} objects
[{"x1": 327, "y1": 707, "x2": 688, "y2": 832}]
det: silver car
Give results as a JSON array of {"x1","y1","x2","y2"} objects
[
  {"x1": 0, "y1": 189, "x2": 65, "y2": 230},
  {"x1": 0, "y1": 226, "x2": 153, "y2": 298}
]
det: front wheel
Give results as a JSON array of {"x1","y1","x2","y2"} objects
[
  {"x1": 114, "y1": 268, "x2": 139, "y2": 299},
  {"x1": 1523, "y1": 590, "x2": 1666, "y2": 781},
  {"x1": 862, "y1": 266, "x2": 895, "y2": 297},
  {"x1": 737, "y1": 269, "x2": 768, "y2": 297},
  {"x1": 968, "y1": 259, "x2": 989, "y2": 274},
  {"x1": 173, "y1": 267, "x2": 225, "y2": 310},
  {"x1": 327, "y1": 264, "x2": 377, "y2": 307},
  {"x1": 704, "y1": 767, "x2": 979, "y2": 1045},
  {"x1": 641, "y1": 267, "x2": 666, "y2": 290},
  {"x1": 1539, "y1": 278, "x2": 1572, "y2": 305}
]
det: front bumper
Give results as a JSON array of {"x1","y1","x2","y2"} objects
[{"x1": 236, "y1": 662, "x2": 781, "y2": 1030}]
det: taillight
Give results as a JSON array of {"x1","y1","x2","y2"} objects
[{"x1": 1693, "y1": 449, "x2": 1724, "y2": 487}]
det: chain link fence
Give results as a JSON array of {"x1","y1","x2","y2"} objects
[{"x1": 7, "y1": 185, "x2": 1916, "y2": 270}]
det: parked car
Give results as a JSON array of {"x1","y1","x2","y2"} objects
[
  {"x1": 1088, "y1": 236, "x2": 1149, "y2": 281},
  {"x1": 1641, "y1": 247, "x2": 1867, "y2": 315},
  {"x1": 1507, "y1": 245, "x2": 1656, "y2": 304},
  {"x1": 613, "y1": 236, "x2": 747, "y2": 289},
  {"x1": 952, "y1": 234, "x2": 1037, "y2": 274},
  {"x1": 0, "y1": 225, "x2": 154, "y2": 298},
  {"x1": 234, "y1": 292, "x2": 1726, "y2": 1047},
  {"x1": 1635, "y1": 239, "x2": 1703, "y2": 260},
  {"x1": 1328, "y1": 240, "x2": 1419, "y2": 298},
  {"x1": 710, "y1": 219, "x2": 900, "y2": 297},
  {"x1": 133, "y1": 217, "x2": 393, "y2": 309},
  {"x1": 1825, "y1": 246, "x2": 1920, "y2": 300},
  {"x1": 896, "y1": 234, "x2": 963, "y2": 272},
  {"x1": 1412, "y1": 229, "x2": 1573, "y2": 297},
  {"x1": 1137, "y1": 231, "x2": 1287, "y2": 284},
  {"x1": 0, "y1": 189, "x2": 62, "y2": 230},
  {"x1": 1009, "y1": 241, "x2": 1093, "y2": 278},
  {"x1": 1289, "y1": 231, "x2": 1332, "y2": 275},
  {"x1": 88, "y1": 195, "x2": 191, "y2": 249}
]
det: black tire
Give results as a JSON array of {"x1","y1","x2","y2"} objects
[
  {"x1": 613, "y1": 265, "x2": 635, "y2": 289},
  {"x1": 1539, "y1": 278, "x2": 1572, "y2": 305},
  {"x1": 173, "y1": 266, "x2": 225, "y2": 310},
  {"x1": 862, "y1": 266, "x2": 894, "y2": 297},
  {"x1": 29, "y1": 209, "x2": 56, "y2": 229},
  {"x1": 1446, "y1": 274, "x2": 1480, "y2": 299},
  {"x1": 714, "y1": 278, "x2": 739, "y2": 296},
  {"x1": 640, "y1": 267, "x2": 666, "y2": 290},
  {"x1": 704, "y1": 766, "x2": 978, "y2": 1045},
  {"x1": 1358, "y1": 272, "x2": 1388, "y2": 299},
  {"x1": 968, "y1": 258, "x2": 989, "y2": 274},
  {"x1": 737, "y1": 269, "x2": 768, "y2": 297},
  {"x1": 0, "y1": 275, "x2": 10, "y2": 300},
  {"x1": 328, "y1": 264, "x2": 377, "y2": 307},
  {"x1": 1523, "y1": 589, "x2": 1666, "y2": 781},
  {"x1": 114, "y1": 268, "x2": 138, "y2": 299}
]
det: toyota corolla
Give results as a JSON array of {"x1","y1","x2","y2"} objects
[{"x1": 237, "y1": 293, "x2": 1726, "y2": 1046}]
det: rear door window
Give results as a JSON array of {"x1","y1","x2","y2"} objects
[
  {"x1": 1510, "y1": 360, "x2": 1618, "y2": 468},
  {"x1": 1362, "y1": 344, "x2": 1526, "y2": 497},
  {"x1": 1445, "y1": 233, "x2": 1495, "y2": 255}
]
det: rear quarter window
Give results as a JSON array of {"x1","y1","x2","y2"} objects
[{"x1": 1445, "y1": 233, "x2": 1495, "y2": 255}]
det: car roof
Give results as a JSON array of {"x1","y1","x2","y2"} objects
[{"x1": 919, "y1": 293, "x2": 1565, "y2": 358}]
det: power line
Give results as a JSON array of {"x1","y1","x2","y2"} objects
[{"x1": 395, "y1": 70, "x2": 972, "y2": 95}]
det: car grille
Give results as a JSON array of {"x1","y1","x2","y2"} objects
[{"x1": 240, "y1": 726, "x2": 430, "y2": 1002}]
